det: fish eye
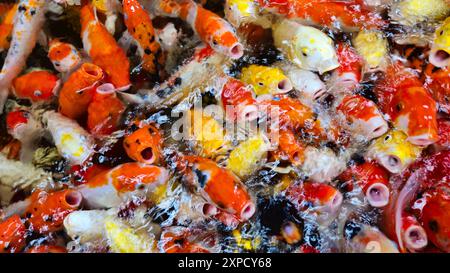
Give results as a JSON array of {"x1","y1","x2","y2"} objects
[
  {"x1": 384, "y1": 135, "x2": 391, "y2": 141},
  {"x1": 395, "y1": 103, "x2": 403, "y2": 112}
]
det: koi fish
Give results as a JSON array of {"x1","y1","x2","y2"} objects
[
  {"x1": 58, "y1": 63, "x2": 104, "y2": 120},
  {"x1": 277, "y1": 62, "x2": 326, "y2": 104},
  {"x1": 151, "y1": 0, "x2": 244, "y2": 59},
  {"x1": 220, "y1": 76, "x2": 258, "y2": 122},
  {"x1": 12, "y1": 70, "x2": 60, "y2": 102},
  {"x1": 257, "y1": 0, "x2": 386, "y2": 31},
  {"x1": 347, "y1": 224, "x2": 399, "y2": 253},
  {"x1": 336, "y1": 94, "x2": 388, "y2": 141},
  {"x1": 331, "y1": 43, "x2": 363, "y2": 90},
  {"x1": 375, "y1": 64, "x2": 438, "y2": 146},
  {"x1": 285, "y1": 181, "x2": 343, "y2": 225},
  {"x1": 227, "y1": 133, "x2": 271, "y2": 178},
  {"x1": 389, "y1": 0, "x2": 450, "y2": 26},
  {"x1": 177, "y1": 155, "x2": 255, "y2": 221},
  {"x1": 366, "y1": 129, "x2": 422, "y2": 174},
  {"x1": 87, "y1": 83, "x2": 125, "y2": 136},
  {"x1": 123, "y1": 123, "x2": 162, "y2": 165},
  {"x1": 339, "y1": 161, "x2": 391, "y2": 207},
  {"x1": 271, "y1": 130, "x2": 306, "y2": 167},
  {"x1": 48, "y1": 39, "x2": 82, "y2": 73},
  {"x1": 0, "y1": 215, "x2": 26, "y2": 253},
  {"x1": 224, "y1": 0, "x2": 266, "y2": 28},
  {"x1": 159, "y1": 226, "x2": 214, "y2": 253},
  {"x1": 429, "y1": 17, "x2": 450, "y2": 68},
  {"x1": 0, "y1": 4, "x2": 18, "y2": 52},
  {"x1": 122, "y1": 0, "x2": 162, "y2": 74},
  {"x1": 79, "y1": 163, "x2": 169, "y2": 209},
  {"x1": 420, "y1": 189, "x2": 450, "y2": 252},
  {"x1": 184, "y1": 109, "x2": 231, "y2": 158},
  {"x1": 240, "y1": 65, "x2": 292, "y2": 96},
  {"x1": 80, "y1": 4, "x2": 130, "y2": 89},
  {"x1": 43, "y1": 110, "x2": 95, "y2": 165},
  {"x1": 0, "y1": 0, "x2": 47, "y2": 113},
  {"x1": 272, "y1": 19, "x2": 339, "y2": 74},
  {"x1": 353, "y1": 30, "x2": 389, "y2": 73},
  {"x1": 92, "y1": 0, "x2": 120, "y2": 35}
]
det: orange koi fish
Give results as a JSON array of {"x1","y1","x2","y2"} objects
[
  {"x1": 256, "y1": 0, "x2": 386, "y2": 31},
  {"x1": 152, "y1": 0, "x2": 243, "y2": 59},
  {"x1": 58, "y1": 63, "x2": 104, "y2": 119},
  {"x1": 123, "y1": 123, "x2": 162, "y2": 165},
  {"x1": 220, "y1": 77, "x2": 258, "y2": 121},
  {"x1": 87, "y1": 83, "x2": 125, "y2": 136},
  {"x1": 12, "y1": 70, "x2": 60, "y2": 102},
  {"x1": 375, "y1": 64, "x2": 438, "y2": 146},
  {"x1": 0, "y1": 4, "x2": 17, "y2": 52},
  {"x1": 339, "y1": 161, "x2": 391, "y2": 207},
  {"x1": 80, "y1": 4, "x2": 130, "y2": 89},
  {"x1": 48, "y1": 39, "x2": 82, "y2": 73},
  {"x1": 23, "y1": 189, "x2": 82, "y2": 234},
  {"x1": 122, "y1": 0, "x2": 162, "y2": 74},
  {"x1": 286, "y1": 181, "x2": 343, "y2": 225},
  {"x1": 337, "y1": 94, "x2": 388, "y2": 141},
  {"x1": 271, "y1": 130, "x2": 306, "y2": 167},
  {"x1": 0, "y1": 215, "x2": 26, "y2": 253},
  {"x1": 423, "y1": 65, "x2": 450, "y2": 114},
  {"x1": 177, "y1": 155, "x2": 255, "y2": 221},
  {"x1": 79, "y1": 163, "x2": 169, "y2": 209}
]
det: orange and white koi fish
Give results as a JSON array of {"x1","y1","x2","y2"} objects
[
  {"x1": 220, "y1": 76, "x2": 258, "y2": 121},
  {"x1": 123, "y1": 123, "x2": 162, "y2": 164},
  {"x1": 122, "y1": 0, "x2": 162, "y2": 74},
  {"x1": 336, "y1": 94, "x2": 388, "y2": 141},
  {"x1": 80, "y1": 4, "x2": 130, "y2": 89},
  {"x1": 0, "y1": 3, "x2": 18, "y2": 52},
  {"x1": 177, "y1": 155, "x2": 255, "y2": 221},
  {"x1": 12, "y1": 70, "x2": 60, "y2": 102},
  {"x1": 271, "y1": 130, "x2": 306, "y2": 167},
  {"x1": 375, "y1": 64, "x2": 438, "y2": 146},
  {"x1": 0, "y1": 215, "x2": 26, "y2": 253},
  {"x1": 339, "y1": 161, "x2": 391, "y2": 207},
  {"x1": 257, "y1": 0, "x2": 386, "y2": 31},
  {"x1": 48, "y1": 39, "x2": 82, "y2": 73},
  {"x1": 87, "y1": 83, "x2": 125, "y2": 136},
  {"x1": 285, "y1": 181, "x2": 343, "y2": 225},
  {"x1": 43, "y1": 110, "x2": 95, "y2": 165},
  {"x1": 58, "y1": 63, "x2": 104, "y2": 119},
  {"x1": 0, "y1": 0, "x2": 47, "y2": 113},
  {"x1": 79, "y1": 163, "x2": 169, "y2": 209},
  {"x1": 347, "y1": 224, "x2": 399, "y2": 253},
  {"x1": 152, "y1": 0, "x2": 243, "y2": 59}
]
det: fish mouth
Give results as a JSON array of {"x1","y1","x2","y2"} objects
[
  {"x1": 96, "y1": 83, "x2": 116, "y2": 94},
  {"x1": 277, "y1": 79, "x2": 293, "y2": 93},
  {"x1": 229, "y1": 43, "x2": 244, "y2": 59},
  {"x1": 378, "y1": 154, "x2": 403, "y2": 174},
  {"x1": 404, "y1": 225, "x2": 428, "y2": 251},
  {"x1": 140, "y1": 147, "x2": 156, "y2": 164},
  {"x1": 240, "y1": 201, "x2": 256, "y2": 220},
  {"x1": 366, "y1": 183, "x2": 390, "y2": 208},
  {"x1": 64, "y1": 190, "x2": 83, "y2": 208},
  {"x1": 429, "y1": 48, "x2": 450, "y2": 68},
  {"x1": 202, "y1": 203, "x2": 218, "y2": 217}
]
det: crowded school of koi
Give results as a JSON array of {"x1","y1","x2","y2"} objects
[{"x1": 0, "y1": 0, "x2": 449, "y2": 253}]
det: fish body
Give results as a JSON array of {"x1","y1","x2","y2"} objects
[
  {"x1": 353, "y1": 30, "x2": 389, "y2": 73},
  {"x1": 423, "y1": 66, "x2": 450, "y2": 113},
  {"x1": 390, "y1": 0, "x2": 450, "y2": 26},
  {"x1": 122, "y1": 0, "x2": 161, "y2": 74},
  {"x1": 258, "y1": 0, "x2": 386, "y2": 31},
  {"x1": 0, "y1": 4, "x2": 18, "y2": 52},
  {"x1": 0, "y1": 215, "x2": 26, "y2": 253}
]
